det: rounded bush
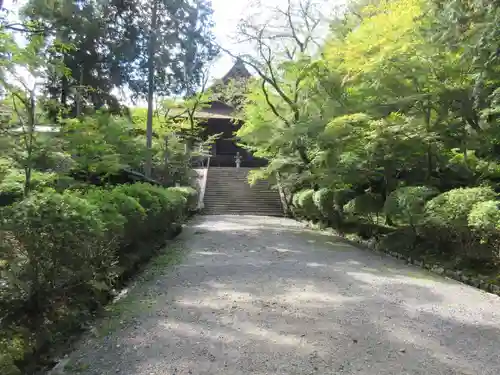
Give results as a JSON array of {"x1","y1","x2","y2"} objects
[
  {"x1": 116, "y1": 183, "x2": 187, "y2": 233},
  {"x1": 0, "y1": 180, "x2": 23, "y2": 207},
  {"x1": 114, "y1": 183, "x2": 162, "y2": 218},
  {"x1": 425, "y1": 187, "x2": 497, "y2": 227},
  {"x1": 168, "y1": 186, "x2": 198, "y2": 212},
  {"x1": 468, "y1": 200, "x2": 500, "y2": 232},
  {"x1": 333, "y1": 188, "x2": 356, "y2": 209},
  {"x1": 344, "y1": 193, "x2": 383, "y2": 216},
  {"x1": 85, "y1": 187, "x2": 146, "y2": 247},
  {"x1": 150, "y1": 186, "x2": 187, "y2": 224},
  {"x1": 291, "y1": 191, "x2": 302, "y2": 208},
  {"x1": 313, "y1": 189, "x2": 334, "y2": 215},
  {"x1": 297, "y1": 189, "x2": 320, "y2": 220},
  {"x1": 383, "y1": 186, "x2": 438, "y2": 227},
  {"x1": 313, "y1": 188, "x2": 341, "y2": 225},
  {"x1": 84, "y1": 188, "x2": 126, "y2": 236},
  {"x1": 2, "y1": 189, "x2": 114, "y2": 300}
]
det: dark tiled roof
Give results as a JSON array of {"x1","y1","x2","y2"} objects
[{"x1": 220, "y1": 59, "x2": 252, "y2": 84}]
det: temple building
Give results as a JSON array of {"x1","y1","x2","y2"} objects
[{"x1": 191, "y1": 60, "x2": 266, "y2": 168}]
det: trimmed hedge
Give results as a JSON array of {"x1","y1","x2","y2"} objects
[
  {"x1": 383, "y1": 186, "x2": 438, "y2": 228},
  {"x1": 0, "y1": 183, "x2": 190, "y2": 374},
  {"x1": 168, "y1": 186, "x2": 198, "y2": 213},
  {"x1": 292, "y1": 188, "x2": 357, "y2": 226},
  {"x1": 424, "y1": 186, "x2": 497, "y2": 227},
  {"x1": 468, "y1": 200, "x2": 500, "y2": 248},
  {"x1": 291, "y1": 189, "x2": 320, "y2": 220},
  {"x1": 0, "y1": 170, "x2": 77, "y2": 207},
  {"x1": 468, "y1": 200, "x2": 500, "y2": 233},
  {"x1": 313, "y1": 188, "x2": 341, "y2": 227},
  {"x1": 343, "y1": 193, "x2": 384, "y2": 222}
]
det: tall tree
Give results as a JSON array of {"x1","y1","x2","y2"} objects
[
  {"x1": 223, "y1": 0, "x2": 332, "y2": 180},
  {"x1": 22, "y1": 0, "x2": 218, "y2": 121}
]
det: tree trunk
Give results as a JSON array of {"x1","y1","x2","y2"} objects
[
  {"x1": 145, "y1": 0, "x2": 158, "y2": 178},
  {"x1": 424, "y1": 99, "x2": 433, "y2": 181},
  {"x1": 24, "y1": 91, "x2": 36, "y2": 196},
  {"x1": 76, "y1": 68, "x2": 84, "y2": 117}
]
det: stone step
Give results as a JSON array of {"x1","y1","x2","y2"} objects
[
  {"x1": 205, "y1": 202, "x2": 279, "y2": 206},
  {"x1": 203, "y1": 167, "x2": 283, "y2": 216},
  {"x1": 205, "y1": 194, "x2": 276, "y2": 198},
  {"x1": 202, "y1": 213, "x2": 282, "y2": 217},
  {"x1": 204, "y1": 206, "x2": 280, "y2": 208},
  {"x1": 204, "y1": 189, "x2": 277, "y2": 194}
]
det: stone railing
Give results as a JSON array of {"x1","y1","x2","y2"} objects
[{"x1": 195, "y1": 155, "x2": 210, "y2": 210}]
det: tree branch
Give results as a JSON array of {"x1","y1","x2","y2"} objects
[
  {"x1": 3, "y1": 23, "x2": 47, "y2": 34},
  {"x1": 261, "y1": 80, "x2": 290, "y2": 126},
  {"x1": 285, "y1": 0, "x2": 305, "y2": 52}
]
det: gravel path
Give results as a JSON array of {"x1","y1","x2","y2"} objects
[{"x1": 63, "y1": 215, "x2": 500, "y2": 375}]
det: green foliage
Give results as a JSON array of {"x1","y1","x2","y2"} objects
[
  {"x1": 0, "y1": 169, "x2": 76, "y2": 206},
  {"x1": 384, "y1": 186, "x2": 439, "y2": 227},
  {"x1": 83, "y1": 188, "x2": 129, "y2": 245},
  {"x1": 425, "y1": 187, "x2": 497, "y2": 227},
  {"x1": 0, "y1": 183, "x2": 191, "y2": 374},
  {"x1": 168, "y1": 186, "x2": 198, "y2": 212},
  {"x1": 332, "y1": 188, "x2": 357, "y2": 209},
  {"x1": 0, "y1": 158, "x2": 11, "y2": 181},
  {"x1": 2, "y1": 189, "x2": 114, "y2": 300},
  {"x1": 313, "y1": 188, "x2": 334, "y2": 215},
  {"x1": 468, "y1": 201, "x2": 500, "y2": 232},
  {"x1": 62, "y1": 114, "x2": 148, "y2": 174},
  {"x1": 313, "y1": 188, "x2": 341, "y2": 226},
  {"x1": 293, "y1": 189, "x2": 320, "y2": 220},
  {"x1": 114, "y1": 183, "x2": 186, "y2": 234},
  {"x1": 0, "y1": 334, "x2": 23, "y2": 375},
  {"x1": 21, "y1": 0, "x2": 218, "y2": 116},
  {"x1": 344, "y1": 193, "x2": 384, "y2": 217}
]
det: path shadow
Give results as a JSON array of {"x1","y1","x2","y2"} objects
[{"x1": 69, "y1": 215, "x2": 500, "y2": 375}]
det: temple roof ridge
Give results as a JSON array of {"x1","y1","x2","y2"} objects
[{"x1": 219, "y1": 58, "x2": 252, "y2": 84}]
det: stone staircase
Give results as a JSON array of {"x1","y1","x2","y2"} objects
[{"x1": 203, "y1": 167, "x2": 283, "y2": 216}]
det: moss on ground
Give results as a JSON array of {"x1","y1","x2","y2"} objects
[{"x1": 93, "y1": 241, "x2": 186, "y2": 338}]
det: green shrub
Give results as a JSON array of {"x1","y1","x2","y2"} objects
[
  {"x1": 168, "y1": 186, "x2": 198, "y2": 212},
  {"x1": 162, "y1": 188, "x2": 188, "y2": 221},
  {"x1": 115, "y1": 183, "x2": 187, "y2": 234},
  {"x1": 468, "y1": 200, "x2": 500, "y2": 232},
  {"x1": 114, "y1": 183, "x2": 161, "y2": 215},
  {"x1": 114, "y1": 183, "x2": 162, "y2": 232},
  {"x1": 84, "y1": 188, "x2": 132, "y2": 246},
  {"x1": 384, "y1": 186, "x2": 439, "y2": 228},
  {"x1": 333, "y1": 188, "x2": 357, "y2": 210},
  {"x1": 0, "y1": 182, "x2": 189, "y2": 374},
  {"x1": 106, "y1": 189, "x2": 146, "y2": 247},
  {"x1": 425, "y1": 187, "x2": 497, "y2": 227},
  {"x1": 468, "y1": 200, "x2": 500, "y2": 252},
  {"x1": 0, "y1": 170, "x2": 77, "y2": 206},
  {"x1": 422, "y1": 187, "x2": 498, "y2": 260},
  {"x1": 297, "y1": 189, "x2": 320, "y2": 220},
  {"x1": 313, "y1": 188, "x2": 341, "y2": 226},
  {"x1": 0, "y1": 158, "x2": 12, "y2": 182},
  {"x1": 147, "y1": 185, "x2": 187, "y2": 225},
  {"x1": 291, "y1": 191, "x2": 303, "y2": 217},
  {"x1": 2, "y1": 189, "x2": 115, "y2": 305},
  {"x1": 0, "y1": 179, "x2": 23, "y2": 207},
  {"x1": 344, "y1": 193, "x2": 384, "y2": 223},
  {"x1": 0, "y1": 334, "x2": 24, "y2": 375},
  {"x1": 291, "y1": 191, "x2": 301, "y2": 208}
]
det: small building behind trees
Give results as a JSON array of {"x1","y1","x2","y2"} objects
[{"x1": 188, "y1": 60, "x2": 267, "y2": 168}]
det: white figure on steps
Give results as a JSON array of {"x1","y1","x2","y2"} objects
[{"x1": 235, "y1": 152, "x2": 242, "y2": 168}]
